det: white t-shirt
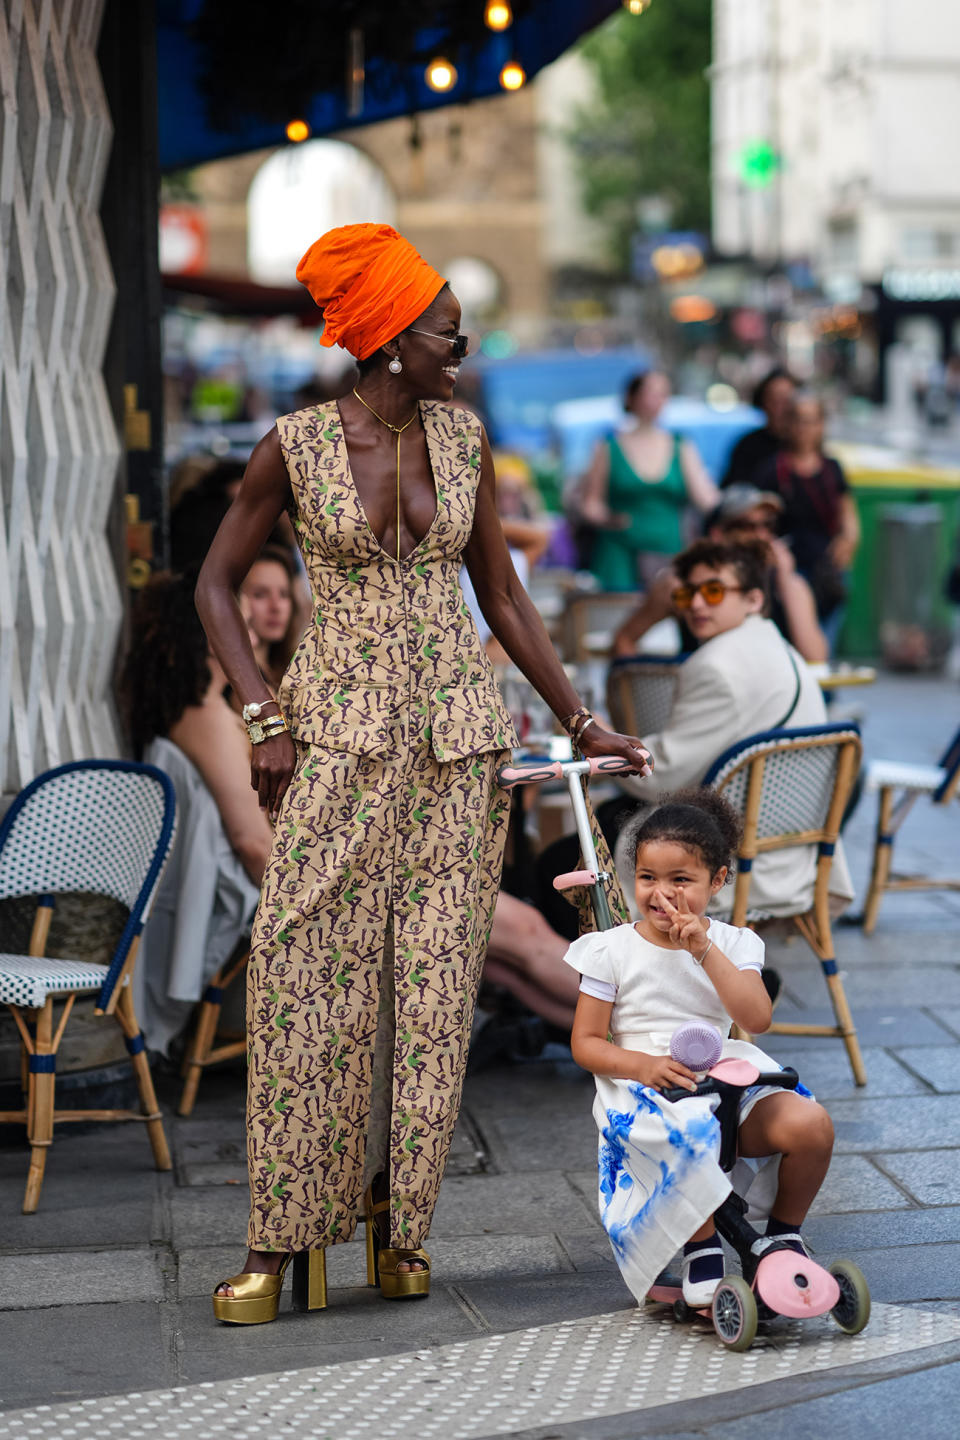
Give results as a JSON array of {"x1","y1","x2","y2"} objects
[{"x1": 564, "y1": 920, "x2": 764, "y2": 1052}]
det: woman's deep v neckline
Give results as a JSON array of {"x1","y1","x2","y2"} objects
[{"x1": 334, "y1": 401, "x2": 440, "y2": 564}]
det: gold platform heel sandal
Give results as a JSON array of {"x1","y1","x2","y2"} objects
[
  {"x1": 363, "y1": 1185, "x2": 430, "y2": 1299},
  {"x1": 212, "y1": 1255, "x2": 292, "y2": 1325},
  {"x1": 378, "y1": 1246, "x2": 430, "y2": 1299},
  {"x1": 291, "y1": 1249, "x2": 328, "y2": 1312}
]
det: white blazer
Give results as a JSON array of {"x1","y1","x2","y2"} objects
[{"x1": 615, "y1": 615, "x2": 855, "y2": 919}]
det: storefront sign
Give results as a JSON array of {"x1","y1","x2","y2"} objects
[{"x1": 883, "y1": 267, "x2": 960, "y2": 301}]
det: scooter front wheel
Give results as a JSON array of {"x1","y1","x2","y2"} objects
[
  {"x1": 711, "y1": 1276, "x2": 758, "y2": 1351},
  {"x1": 828, "y1": 1261, "x2": 871, "y2": 1335}
]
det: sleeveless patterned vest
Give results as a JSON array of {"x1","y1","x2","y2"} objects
[{"x1": 275, "y1": 400, "x2": 518, "y2": 761}]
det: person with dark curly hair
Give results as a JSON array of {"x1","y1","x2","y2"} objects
[
  {"x1": 121, "y1": 573, "x2": 273, "y2": 886},
  {"x1": 567, "y1": 785, "x2": 832, "y2": 1311},
  {"x1": 535, "y1": 538, "x2": 852, "y2": 939}
]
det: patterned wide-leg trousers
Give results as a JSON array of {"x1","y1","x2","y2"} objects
[{"x1": 245, "y1": 704, "x2": 509, "y2": 1252}]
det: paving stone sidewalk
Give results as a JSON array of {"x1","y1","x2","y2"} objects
[{"x1": 0, "y1": 673, "x2": 958, "y2": 1436}]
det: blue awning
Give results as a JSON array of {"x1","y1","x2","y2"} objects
[{"x1": 157, "y1": 1, "x2": 620, "y2": 172}]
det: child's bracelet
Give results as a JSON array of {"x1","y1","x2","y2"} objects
[{"x1": 693, "y1": 938, "x2": 714, "y2": 967}]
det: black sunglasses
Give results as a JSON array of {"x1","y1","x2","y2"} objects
[{"x1": 407, "y1": 327, "x2": 469, "y2": 359}]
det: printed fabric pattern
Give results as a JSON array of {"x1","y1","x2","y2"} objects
[{"x1": 246, "y1": 400, "x2": 517, "y2": 1253}]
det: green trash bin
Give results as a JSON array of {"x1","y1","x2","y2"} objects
[
  {"x1": 833, "y1": 446, "x2": 960, "y2": 661},
  {"x1": 877, "y1": 503, "x2": 953, "y2": 668}
]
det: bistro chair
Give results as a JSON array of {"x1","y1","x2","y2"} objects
[
  {"x1": 559, "y1": 591, "x2": 640, "y2": 663},
  {"x1": 606, "y1": 654, "x2": 684, "y2": 740},
  {"x1": 0, "y1": 760, "x2": 176, "y2": 1212},
  {"x1": 702, "y1": 723, "x2": 866, "y2": 1087},
  {"x1": 862, "y1": 723, "x2": 960, "y2": 935}
]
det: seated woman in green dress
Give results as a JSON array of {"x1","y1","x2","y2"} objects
[{"x1": 579, "y1": 370, "x2": 718, "y2": 590}]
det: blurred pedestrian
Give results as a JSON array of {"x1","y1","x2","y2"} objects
[
  {"x1": 721, "y1": 367, "x2": 796, "y2": 489},
  {"x1": 579, "y1": 370, "x2": 718, "y2": 590},
  {"x1": 754, "y1": 393, "x2": 860, "y2": 645},
  {"x1": 238, "y1": 545, "x2": 301, "y2": 692}
]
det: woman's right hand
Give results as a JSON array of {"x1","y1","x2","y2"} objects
[
  {"x1": 250, "y1": 732, "x2": 296, "y2": 818},
  {"x1": 634, "y1": 1053, "x2": 698, "y2": 1093}
]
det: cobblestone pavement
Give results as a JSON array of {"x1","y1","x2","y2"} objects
[{"x1": 0, "y1": 673, "x2": 958, "y2": 1437}]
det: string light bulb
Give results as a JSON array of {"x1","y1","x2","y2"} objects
[
  {"x1": 285, "y1": 119, "x2": 310, "y2": 142},
  {"x1": 425, "y1": 56, "x2": 458, "y2": 92},
  {"x1": 623, "y1": 0, "x2": 650, "y2": 14},
  {"x1": 484, "y1": 2, "x2": 513, "y2": 29},
  {"x1": 499, "y1": 60, "x2": 526, "y2": 91}
]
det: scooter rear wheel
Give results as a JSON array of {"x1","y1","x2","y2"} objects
[
  {"x1": 711, "y1": 1276, "x2": 758, "y2": 1351},
  {"x1": 828, "y1": 1261, "x2": 871, "y2": 1335}
]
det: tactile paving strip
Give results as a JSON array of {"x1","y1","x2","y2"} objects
[{"x1": 2, "y1": 1301, "x2": 959, "y2": 1439}]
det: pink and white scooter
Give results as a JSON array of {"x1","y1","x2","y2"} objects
[
  {"x1": 498, "y1": 754, "x2": 871, "y2": 1352},
  {"x1": 648, "y1": 1021, "x2": 871, "y2": 1350}
]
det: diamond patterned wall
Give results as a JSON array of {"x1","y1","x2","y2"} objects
[{"x1": 0, "y1": 0, "x2": 121, "y2": 796}]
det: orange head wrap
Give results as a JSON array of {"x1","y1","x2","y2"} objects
[{"x1": 296, "y1": 223, "x2": 446, "y2": 362}]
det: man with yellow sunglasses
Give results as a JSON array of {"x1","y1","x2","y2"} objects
[{"x1": 610, "y1": 537, "x2": 854, "y2": 924}]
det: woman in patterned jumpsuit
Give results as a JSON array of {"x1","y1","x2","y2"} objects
[{"x1": 197, "y1": 225, "x2": 651, "y2": 1324}]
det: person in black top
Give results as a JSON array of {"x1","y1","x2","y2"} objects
[
  {"x1": 721, "y1": 367, "x2": 797, "y2": 489},
  {"x1": 752, "y1": 393, "x2": 860, "y2": 639}
]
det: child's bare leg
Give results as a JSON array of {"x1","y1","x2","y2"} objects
[
  {"x1": 689, "y1": 1217, "x2": 716, "y2": 1242},
  {"x1": 738, "y1": 1092, "x2": 834, "y2": 1225}
]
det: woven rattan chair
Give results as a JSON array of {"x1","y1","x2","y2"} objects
[
  {"x1": 0, "y1": 760, "x2": 176, "y2": 1212},
  {"x1": 606, "y1": 655, "x2": 684, "y2": 739},
  {"x1": 862, "y1": 724, "x2": 960, "y2": 934},
  {"x1": 559, "y1": 591, "x2": 640, "y2": 662},
  {"x1": 702, "y1": 723, "x2": 866, "y2": 1087}
]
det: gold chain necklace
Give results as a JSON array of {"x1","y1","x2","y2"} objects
[{"x1": 352, "y1": 387, "x2": 419, "y2": 562}]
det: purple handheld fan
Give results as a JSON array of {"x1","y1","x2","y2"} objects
[{"x1": 670, "y1": 1021, "x2": 723, "y2": 1072}]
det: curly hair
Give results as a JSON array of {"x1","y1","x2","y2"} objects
[
  {"x1": 630, "y1": 787, "x2": 743, "y2": 879},
  {"x1": 673, "y1": 536, "x2": 771, "y2": 598},
  {"x1": 119, "y1": 573, "x2": 211, "y2": 757}
]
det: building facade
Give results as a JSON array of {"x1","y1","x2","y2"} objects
[{"x1": 711, "y1": 0, "x2": 960, "y2": 294}]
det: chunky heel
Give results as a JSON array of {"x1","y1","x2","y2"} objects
[
  {"x1": 291, "y1": 1249, "x2": 328, "y2": 1311},
  {"x1": 212, "y1": 1255, "x2": 291, "y2": 1325},
  {"x1": 363, "y1": 1186, "x2": 389, "y2": 1287}
]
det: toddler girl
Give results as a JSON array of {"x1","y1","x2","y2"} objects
[{"x1": 567, "y1": 789, "x2": 834, "y2": 1308}]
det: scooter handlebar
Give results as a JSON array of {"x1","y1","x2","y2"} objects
[
  {"x1": 660, "y1": 1067, "x2": 800, "y2": 1105},
  {"x1": 497, "y1": 754, "x2": 638, "y2": 790}
]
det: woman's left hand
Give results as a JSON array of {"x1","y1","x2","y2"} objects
[{"x1": 576, "y1": 721, "x2": 653, "y2": 776}]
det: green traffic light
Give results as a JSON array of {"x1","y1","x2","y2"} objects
[{"x1": 738, "y1": 141, "x2": 779, "y2": 189}]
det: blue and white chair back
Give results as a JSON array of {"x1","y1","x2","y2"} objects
[
  {"x1": 703, "y1": 723, "x2": 865, "y2": 1086},
  {"x1": 703, "y1": 723, "x2": 861, "y2": 856},
  {"x1": 0, "y1": 760, "x2": 176, "y2": 1011}
]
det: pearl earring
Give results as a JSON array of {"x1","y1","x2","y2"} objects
[{"x1": 388, "y1": 358, "x2": 403, "y2": 374}]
